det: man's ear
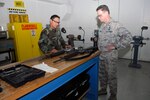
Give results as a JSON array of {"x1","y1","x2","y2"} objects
[{"x1": 50, "y1": 19, "x2": 52, "y2": 23}]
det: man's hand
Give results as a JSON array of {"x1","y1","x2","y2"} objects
[
  {"x1": 50, "y1": 48, "x2": 58, "y2": 54},
  {"x1": 65, "y1": 44, "x2": 72, "y2": 49},
  {"x1": 106, "y1": 43, "x2": 116, "y2": 51},
  {"x1": 65, "y1": 44, "x2": 72, "y2": 51}
]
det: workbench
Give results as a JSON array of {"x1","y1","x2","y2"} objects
[{"x1": 0, "y1": 51, "x2": 100, "y2": 100}]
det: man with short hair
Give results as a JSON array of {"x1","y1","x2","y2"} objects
[
  {"x1": 96, "y1": 5, "x2": 132, "y2": 100},
  {"x1": 38, "y1": 15, "x2": 66, "y2": 54}
]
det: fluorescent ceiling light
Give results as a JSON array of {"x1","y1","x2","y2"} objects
[{"x1": 38, "y1": 0, "x2": 68, "y2": 5}]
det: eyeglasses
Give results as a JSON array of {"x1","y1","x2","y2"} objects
[
  {"x1": 52, "y1": 19, "x2": 60, "y2": 24},
  {"x1": 97, "y1": 14, "x2": 102, "y2": 18}
]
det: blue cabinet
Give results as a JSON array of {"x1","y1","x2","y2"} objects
[{"x1": 19, "y1": 56, "x2": 99, "y2": 100}]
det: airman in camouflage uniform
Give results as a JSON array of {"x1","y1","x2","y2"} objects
[
  {"x1": 96, "y1": 5, "x2": 132, "y2": 100},
  {"x1": 38, "y1": 15, "x2": 66, "y2": 54}
]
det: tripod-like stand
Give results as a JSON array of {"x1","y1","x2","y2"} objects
[{"x1": 128, "y1": 26, "x2": 148, "y2": 68}]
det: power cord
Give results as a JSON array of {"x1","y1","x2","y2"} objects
[{"x1": 0, "y1": 86, "x2": 3, "y2": 92}]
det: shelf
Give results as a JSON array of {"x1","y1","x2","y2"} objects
[
  {"x1": 78, "y1": 88, "x2": 89, "y2": 100},
  {"x1": 0, "y1": 60, "x2": 11, "y2": 66}
]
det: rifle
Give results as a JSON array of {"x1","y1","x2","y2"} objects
[
  {"x1": 53, "y1": 46, "x2": 98, "y2": 63},
  {"x1": 53, "y1": 51, "x2": 79, "y2": 63},
  {"x1": 40, "y1": 50, "x2": 65, "y2": 60}
]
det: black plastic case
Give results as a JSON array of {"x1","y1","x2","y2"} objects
[{"x1": 0, "y1": 64, "x2": 45, "y2": 88}]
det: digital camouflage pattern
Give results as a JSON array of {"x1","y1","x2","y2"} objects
[
  {"x1": 38, "y1": 27, "x2": 66, "y2": 54},
  {"x1": 98, "y1": 18, "x2": 132, "y2": 95}
]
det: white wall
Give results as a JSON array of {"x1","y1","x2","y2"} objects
[
  {"x1": 0, "y1": 0, "x2": 150, "y2": 61},
  {"x1": 140, "y1": 0, "x2": 150, "y2": 61},
  {"x1": 26, "y1": 0, "x2": 99, "y2": 48},
  {"x1": 0, "y1": 0, "x2": 13, "y2": 30},
  {"x1": 0, "y1": 0, "x2": 61, "y2": 29},
  {"x1": 60, "y1": 0, "x2": 99, "y2": 47},
  {"x1": 119, "y1": 0, "x2": 144, "y2": 60},
  {"x1": 99, "y1": 0, "x2": 150, "y2": 61},
  {"x1": 0, "y1": 0, "x2": 98, "y2": 60}
]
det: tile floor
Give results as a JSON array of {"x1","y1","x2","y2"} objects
[{"x1": 98, "y1": 59, "x2": 150, "y2": 100}]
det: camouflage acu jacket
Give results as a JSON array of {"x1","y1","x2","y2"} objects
[
  {"x1": 98, "y1": 18, "x2": 132, "y2": 52},
  {"x1": 38, "y1": 27, "x2": 66, "y2": 53}
]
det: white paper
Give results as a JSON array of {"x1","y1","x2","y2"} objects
[{"x1": 32, "y1": 62, "x2": 58, "y2": 73}]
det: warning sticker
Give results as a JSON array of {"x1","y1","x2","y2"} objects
[
  {"x1": 14, "y1": 1, "x2": 25, "y2": 8},
  {"x1": 21, "y1": 24, "x2": 37, "y2": 30}
]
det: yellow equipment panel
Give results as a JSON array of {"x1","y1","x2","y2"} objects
[{"x1": 7, "y1": 23, "x2": 43, "y2": 62}]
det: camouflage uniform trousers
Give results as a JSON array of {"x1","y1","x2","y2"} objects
[{"x1": 99, "y1": 49, "x2": 118, "y2": 95}]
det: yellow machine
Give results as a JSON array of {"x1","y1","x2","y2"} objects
[{"x1": 7, "y1": 23, "x2": 43, "y2": 62}]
